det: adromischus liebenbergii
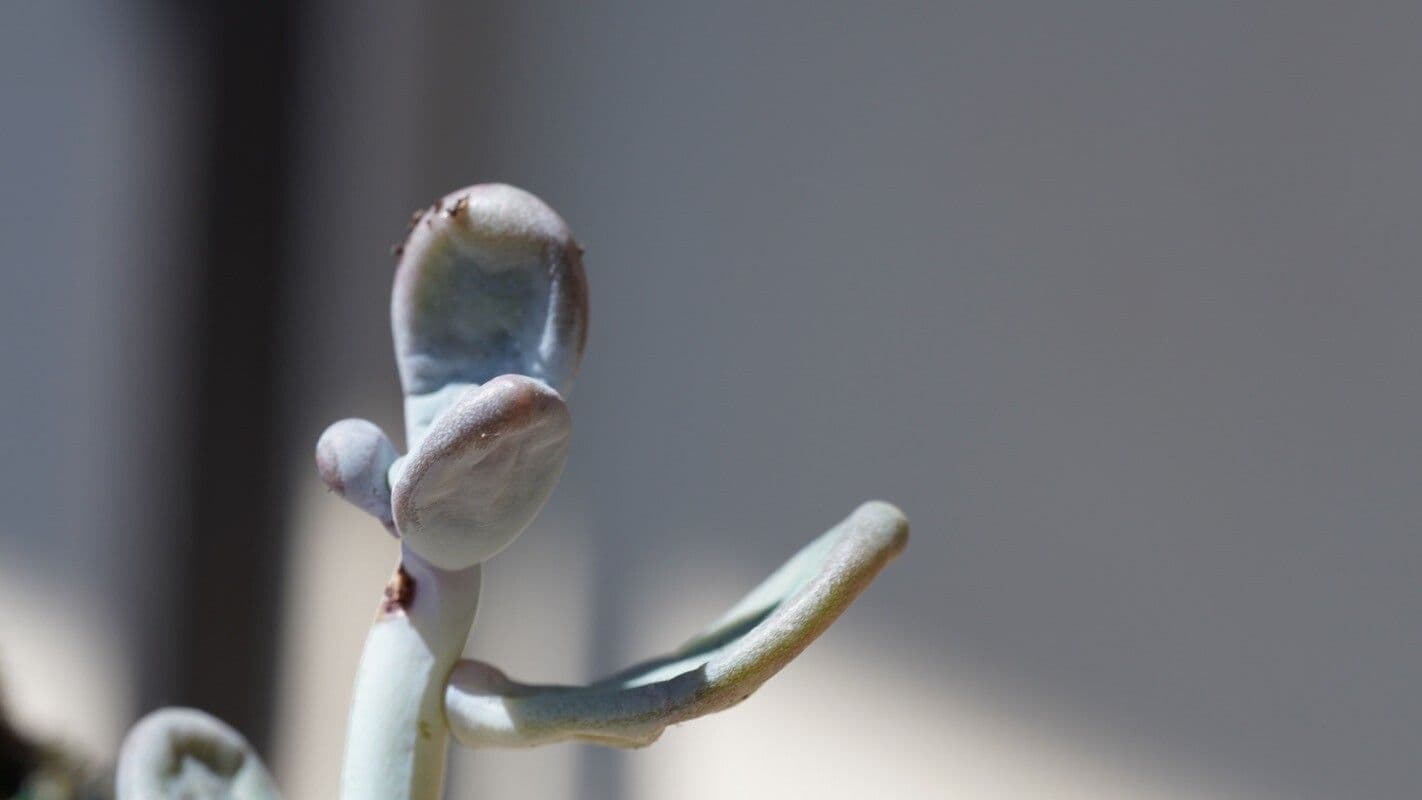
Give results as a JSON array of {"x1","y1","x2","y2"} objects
[{"x1": 116, "y1": 184, "x2": 908, "y2": 800}]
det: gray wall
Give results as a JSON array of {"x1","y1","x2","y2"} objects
[
  {"x1": 0, "y1": 0, "x2": 189, "y2": 756},
  {"x1": 4, "y1": 2, "x2": 1420, "y2": 798},
  {"x1": 417, "y1": 3, "x2": 1422, "y2": 797}
]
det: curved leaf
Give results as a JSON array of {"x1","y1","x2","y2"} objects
[
  {"x1": 392, "y1": 375, "x2": 571, "y2": 570},
  {"x1": 116, "y1": 708, "x2": 280, "y2": 800},
  {"x1": 444, "y1": 501, "x2": 909, "y2": 748}
]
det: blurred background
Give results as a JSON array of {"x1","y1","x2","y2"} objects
[{"x1": 3, "y1": 1, "x2": 1420, "y2": 798}]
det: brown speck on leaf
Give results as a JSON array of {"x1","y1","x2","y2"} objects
[
  {"x1": 390, "y1": 243, "x2": 404, "y2": 257},
  {"x1": 379, "y1": 564, "x2": 415, "y2": 616},
  {"x1": 444, "y1": 194, "x2": 468, "y2": 219},
  {"x1": 315, "y1": 440, "x2": 345, "y2": 495}
]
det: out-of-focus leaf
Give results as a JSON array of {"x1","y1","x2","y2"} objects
[{"x1": 116, "y1": 708, "x2": 278, "y2": 800}]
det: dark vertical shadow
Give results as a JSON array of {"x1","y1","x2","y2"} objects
[
  {"x1": 137, "y1": 0, "x2": 306, "y2": 752},
  {"x1": 0, "y1": 696, "x2": 38, "y2": 795},
  {"x1": 575, "y1": 544, "x2": 629, "y2": 800}
]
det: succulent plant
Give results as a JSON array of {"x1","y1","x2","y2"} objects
[{"x1": 115, "y1": 183, "x2": 909, "y2": 799}]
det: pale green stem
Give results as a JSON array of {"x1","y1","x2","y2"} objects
[{"x1": 340, "y1": 546, "x2": 481, "y2": 800}]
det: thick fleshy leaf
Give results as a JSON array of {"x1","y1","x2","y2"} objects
[
  {"x1": 392, "y1": 375, "x2": 571, "y2": 570},
  {"x1": 392, "y1": 184, "x2": 587, "y2": 447},
  {"x1": 444, "y1": 501, "x2": 909, "y2": 748},
  {"x1": 315, "y1": 418, "x2": 399, "y2": 530},
  {"x1": 116, "y1": 708, "x2": 280, "y2": 800}
]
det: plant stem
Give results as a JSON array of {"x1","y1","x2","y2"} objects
[{"x1": 340, "y1": 548, "x2": 481, "y2": 800}]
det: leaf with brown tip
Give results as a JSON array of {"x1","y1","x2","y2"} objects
[{"x1": 392, "y1": 184, "x2": 587, "y2": 447}]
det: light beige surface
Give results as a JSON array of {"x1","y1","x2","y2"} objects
[{"x1": 273, "y1": 485, "x2": 1261, "y2": 799}]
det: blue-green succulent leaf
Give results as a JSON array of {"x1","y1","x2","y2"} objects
[
  {"x1": 392, "y1": 184, "x2": 587, "y2": 449},
  {"x1": 392, "y1": 375, "x2": 571, "y2": 570},
  {"x1": 316, "y1": 418, "x2": 399, "y2": 531},
  {"x1": 444, "y1": 501, "x2": 909, "y2": 748}
]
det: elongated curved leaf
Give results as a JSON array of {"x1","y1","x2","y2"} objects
[{"x1": 444, "y1": 501, "x2": 909, "y2": 748}]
